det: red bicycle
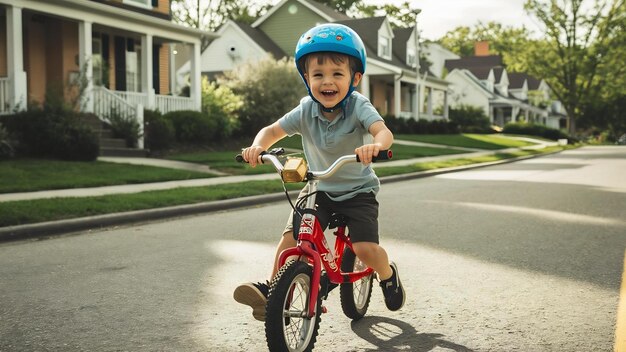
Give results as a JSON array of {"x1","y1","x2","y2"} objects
[{"x1": 237, "y1": 148, "x2": 392, "y2": 351}]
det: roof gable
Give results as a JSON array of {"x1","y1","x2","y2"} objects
[
  {"x1": 252, "y1": 0, "x2": 349, "y2": 27},
  {"x1": 232, "y1": 21, "x2": 286, "y2": 59}
]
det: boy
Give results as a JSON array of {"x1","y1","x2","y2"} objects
[{"x1": 234, "y1": 23, "x2": 405, "y2": 321}]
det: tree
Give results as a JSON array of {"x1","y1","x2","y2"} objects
[
  {"x1": 219, "y1": 57, "x2": 306, "y2": 136},
  {"x1": 523, "y1": 0, "x2": 625, "y2": 134},
  {"x1": 353, "y1": 1, "x2": 419, "y2": 28},
  {"x1": 437, "y1": 22, "x2": 535, "y2": 72},
  {"x1": 170, "y1": 0, "x2": 272, "y2": 49},
  {"x1": 314, "y1": 0, "x2": 361, "y2": 14}
]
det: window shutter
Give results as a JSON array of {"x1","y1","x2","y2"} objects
[{"x1": 152, "y1": 0, "x2": 158, "y2": 7}]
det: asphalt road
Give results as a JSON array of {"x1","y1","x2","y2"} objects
[{"x1": 1, "y1": 146, "x2": 624, "y2": 351}]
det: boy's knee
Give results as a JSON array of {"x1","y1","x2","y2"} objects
[{"x1": 352, "y1": 242, "x2": 380, "y2": 260}]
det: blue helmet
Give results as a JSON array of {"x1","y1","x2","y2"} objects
[{"x1": 295, "y1": 23, "x2": 367, "y2": 111}]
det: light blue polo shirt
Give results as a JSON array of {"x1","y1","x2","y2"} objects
[{"x1": 278, "y1": 91, "x2": 384, "y2": 201}]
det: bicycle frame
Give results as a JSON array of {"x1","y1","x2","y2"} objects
[{"x1": 276, "y1": 178, "x2": 374, "y2": 319}]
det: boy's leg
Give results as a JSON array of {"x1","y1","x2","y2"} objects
[
  {"x1": 353, "y1": 242, "x2": 405, "y2": 311},
  {"x1": 233, "y1": 231, "x2": 296, "y2": 322},
  {"x1": 352, "y1": 242, "x2": 392, "y2": 279}
]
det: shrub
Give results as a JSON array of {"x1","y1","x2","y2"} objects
[
  {"x1": 144, "y1": 109, "x2": 174, "y2": 152},
  {"x1": 165, "y1": 110, "x2": 215, "y2": 144},
  {"x1": 220, "y1": 57, "x2": 305, "y2": 136},
  {"x1": 1, "y1": 107, "x2": 99, "y2": 161},
  {"x1": 448, "y1": 105, "x2": 492, "y2": 133},
  {"x1": 502, "y1": 122, "x2": 570, "y2": 141},
  {"x1": 0, "y1": 122, "x2": 15, "y2": 159},
  {"x1": 107, "y1": 109, "x2": 142, "y2": 148},
  {"x1": 384, "y1": 115, "x2": 459, "y2": 134},
  {"x1": 201, "y1": 77, "x2": 242, "y2": 141}
]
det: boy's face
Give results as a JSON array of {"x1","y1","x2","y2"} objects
[{"x1": 304, "y1": 55, "x2": 362, "y2": 110}]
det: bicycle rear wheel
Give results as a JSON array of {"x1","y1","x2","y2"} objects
[
  {"x1": 265, "y1": 260, "x2": 321, "y2": 352},
  {"x1": 339, "y1": 247, "x2": 373, "y2": 320}
]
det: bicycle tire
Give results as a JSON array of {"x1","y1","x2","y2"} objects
[
  {"x1": 339, "y1": 247, "x2": 373, "y2": 320},
  {"x1": 265, "y1": 260, "x2": 321, "y2": 352}
]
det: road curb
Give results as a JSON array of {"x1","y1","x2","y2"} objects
[{"x1": 0, "y1": 150, "x2": 560, "y2": 242}]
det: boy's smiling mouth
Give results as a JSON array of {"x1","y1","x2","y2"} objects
[{"x1": 321, "y1": 90, "x2": 338, "y2": 97}]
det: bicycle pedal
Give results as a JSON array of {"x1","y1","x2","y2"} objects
[{"x1": 321, "y1": 306, "x2": 328, "y2": 314}]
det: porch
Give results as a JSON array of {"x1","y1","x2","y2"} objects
[
  {"x1": 0, "y1": 0, "x2": 211, "y2": 149},
  {"x1": 360, "y1": 63, "x2": 450, "y2": 121}
]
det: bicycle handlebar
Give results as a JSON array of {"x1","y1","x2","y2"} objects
[{"x1": 235, "y1": 150, "x2": 392, "y2": 180}]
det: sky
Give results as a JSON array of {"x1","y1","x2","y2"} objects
[{"x1": 361, "y1": 0, "x2": 544, "y2": 41}]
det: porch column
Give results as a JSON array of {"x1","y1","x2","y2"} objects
[
  {"x1": 443, "y1": 89, "x2": 449, "y2": 119},
  {"x1": 78, "y1": 20, "x2": 94, "y2": 113},
  {"x1": 190, "y1": 41, "x2": 201, "y2": 111},
  {"x1": 394, "y1": 75, "x2": 401, "y2": 117},
  {"x1": 360, "y1": 74, "x2": 370, "y2": 100},
  {"x1": 512, "y1": 106, "x2": 520, "y2": 122},
  {"x1": 413, "y1": 11, "x2": 421, "y2": 121},
  {"x1": 413, "y1": 82, "x2": 419, "y2": 120},
  {"x1": 427, "y1": 87, "x2": 433, "y2": 119},
  {"x1": 141, "y1": 34, "x2": 155, "y2": 109},
  {"x1": 7, "y1": 5, "x2": 27, "y2": 111}
]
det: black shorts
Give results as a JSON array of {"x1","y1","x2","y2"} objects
[{"x1": 283, "y1": 187, "x2": 380, "y2": 244}]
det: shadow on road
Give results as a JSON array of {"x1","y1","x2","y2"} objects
[{"x1": 350, "y1": 316, "x2": 474, "y2": 351}]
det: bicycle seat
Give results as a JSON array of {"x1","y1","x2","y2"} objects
[{"x1": 328, "y1": 213, "x2": 347, "y2": 229}]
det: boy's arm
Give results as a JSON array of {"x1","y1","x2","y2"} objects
[
  {"x1": 242, "y1": 121, "x2": 288, "y2": 167},
  {"x1": 355, "y1": 121, "x2": 394, "y2": 165}
]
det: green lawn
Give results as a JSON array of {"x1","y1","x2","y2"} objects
[
  {"x1": 0, "y1": 159, "x2": 213, "y2": 194},
  {"x1": 168, "y1": 134, "x2": 469, "y2": 175},
  {"x1": 396, "y1": 134, "x2": 535, "y2": 149}
]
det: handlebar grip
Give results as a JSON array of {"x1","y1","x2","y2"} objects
[
  {"x1": 235, "y1": 151, "x2": 267, "y2": 163},
  {"x1": 356, "y1": 150, "x2": 393, "y2": 163}
]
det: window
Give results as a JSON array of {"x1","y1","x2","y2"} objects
[
  {"x1": 123, "y1": 0, "x2": 154, "y2": 9},
  {"x1": 407, "y1": 52, "x2": 416, "y2": 68},
  {"x1": 378, "y1": 35, "x2": 391, "y2": 59}
]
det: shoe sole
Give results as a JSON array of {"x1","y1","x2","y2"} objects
[{"x1": 233, "y1": 284, "x2": 266, "y2": 321}]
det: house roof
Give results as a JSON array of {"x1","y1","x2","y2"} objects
[
  {"x1": 303, "y1": 0, "x2": 352, "y2": 21},
  {"x1": 444, "y1": 55, "x2": 503, "y2": 71},
  {"x1": 526, "y1": 75, "x2": 543, "y2": 90},
  {"x1": 336, "y1": 17, "x2": 425, "y2": 75},
  {"x1": 507, "y1": 72, "x2": 527, "y2": 89},
  {"x1": 467, "y1": 67, "x2": 492, "y2": 80},
  {"x1": 233, "y1": 21, "x2": 287, "y2": 59},
  {"x1": 252, "y1": 0, "x2": 350, "y2": 27},
  {"x1": 392, "y1": 27, "x2": 413, "y2": 64}
]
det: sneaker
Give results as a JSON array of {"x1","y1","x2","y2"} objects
[
  {"x1": 379, "y1": 262, "x2": 405, "y2": 311},
  {"x1": 233, "y1": 282, "x2": 269, "y2": 321}
]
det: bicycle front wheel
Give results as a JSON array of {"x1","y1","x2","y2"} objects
[
  {"x1": 339, "y1": 247, "x2": 373, "y2": 320},
  {"x1": 265, "y1": 260, "x2": 321, "y2": 352}
]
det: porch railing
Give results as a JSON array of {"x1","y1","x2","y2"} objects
[
  {"x1": 155, "y1": 95, "x2": 195, "y2": 112},
  {"x1": 93, "y1": 86, "x2": 138, "y2": 122},
  {"x1": 0, "y1": 77, "x2": 9, "y2": 115},
  {"x1": 112, "y1": 90, "x2": 195, "y2": 114}
]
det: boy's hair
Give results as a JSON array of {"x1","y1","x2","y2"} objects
[{"x1": 297, "y1": 52, "x2": 361, "y2": 75}]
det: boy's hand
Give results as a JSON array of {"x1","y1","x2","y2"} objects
[
  {"x1": 355, "y1": 144, "x2": 381, "y2": 165},
  {"x1": 242, "y1": 145, "x2": 264, "y2": 167}
]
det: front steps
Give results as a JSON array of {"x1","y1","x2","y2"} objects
[{"x1": 82, "y1": 113, "x2": 149, "y2": 157}]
